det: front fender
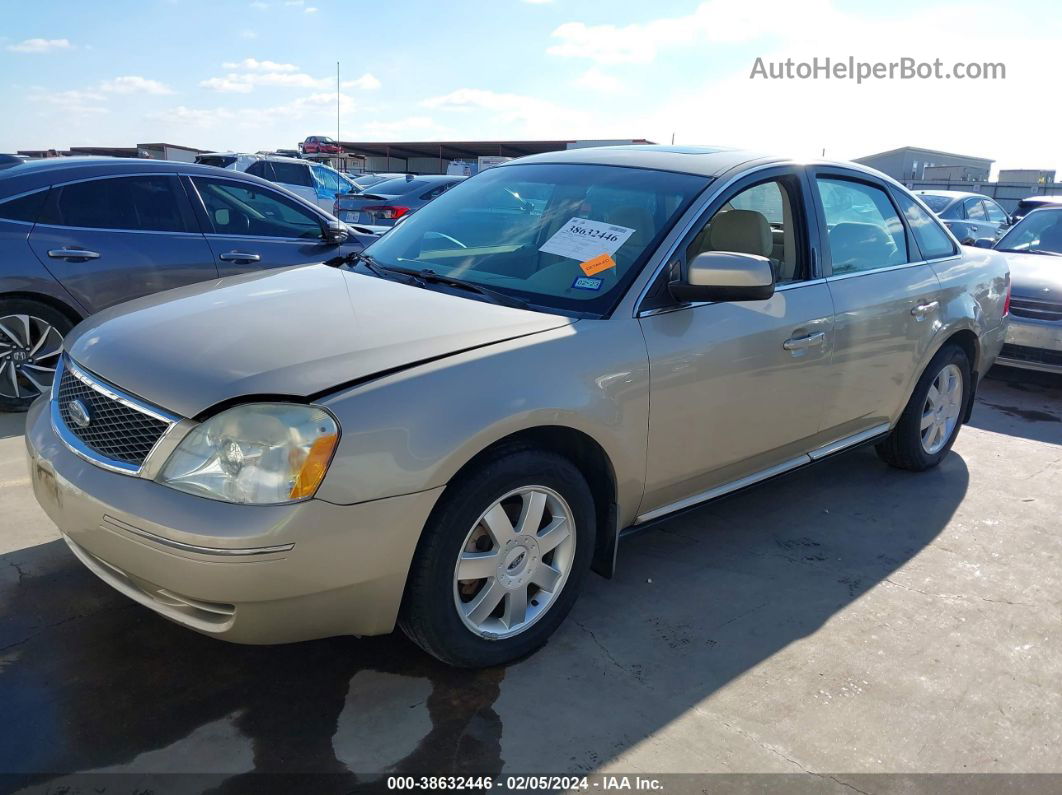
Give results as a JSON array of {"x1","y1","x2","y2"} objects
[{"x1": 315, "y1": 320, "x2": 651, "y2": 529}]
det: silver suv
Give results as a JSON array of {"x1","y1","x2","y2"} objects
[{"x1": 26, "y1": 146, "x2": 1009, "y2": 667}]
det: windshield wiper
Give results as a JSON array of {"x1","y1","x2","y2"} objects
[
  {"x1": 382, "y1": 265, "x2": 530, "y2": 309},
  {"x1": 327, "y1": 250, "x2": 423, "y2": 285}
]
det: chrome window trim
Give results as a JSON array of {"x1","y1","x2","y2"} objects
[
  {"x1": 202, "y1": 232, "x2": 331, "y2": 244},
  {"x1": 636, "y1": 278, "x2": 827, "y2": 319},
  {"x1": 47, "y1": 171, "x2": 180, "y2": 189},
  {"x1": 32, "y1": 223, "x2": 205, "y2": 237},
  {"x1": 825, "y1": 259, "x2": 930, "y2": 282},
  {"x1": 50, "y1": 356, "x2": 182, "y2": 477}
]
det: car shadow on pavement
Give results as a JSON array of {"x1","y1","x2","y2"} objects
[
  {"x1": 0, "y1": 411, "x2": 27, "y2": 441},
  {"x1": 0, "y1": 445, "x2": 968, "y2": 790},
  {"x1": 969, "y1": 367, "x2": 1062, "y2": 445}
]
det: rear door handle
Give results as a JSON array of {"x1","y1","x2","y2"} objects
[
  {"x1": 218, "y1": 251, "x2": 261, "y2": 263},
  {"x1": 783, "y1": 331, "x2": 825, "y2": 351},
  {"x1": 911, "y1": 301, "x2": 939, "y2": 319},
  {"x1": 47, "y1": 248, "x2": 100, "y2": 260}
]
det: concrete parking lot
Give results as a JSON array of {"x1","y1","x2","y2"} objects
[{"x1": 1, "y1": 369, "x2": 1060, "y2": 790}]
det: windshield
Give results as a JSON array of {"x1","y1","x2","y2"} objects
[
  {"x1": 918, "y1": 194, "x2": 951, "y2": 214},
  {"x1": 996, "y1": 209, "x2": 1062, "y2": 255},
  {"x1": 363, "y1": 162, "x2": 709, "y2": 315}
]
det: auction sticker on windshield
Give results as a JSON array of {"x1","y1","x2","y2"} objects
[{"x1": 539, "y1": 217, "x2": 636, "y2": 262}]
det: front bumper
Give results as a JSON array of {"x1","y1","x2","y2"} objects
[
  {"x1": 998, "y1": 316, "x2": 1062, "y2": 374},
  {"x1": 25, "y1": 397, "x2": 443, "y2": 643}
]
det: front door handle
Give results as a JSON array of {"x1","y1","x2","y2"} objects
[
  {"x1": 218, "y1": 251, "x2": 261, "y2": 263},
  {"x1": 47, "y1": 248, "x2": 100, "y2": 260},
  {"x1": 911, "y1": 301, "x2": 939, "y2": 319},
  {"x1": 783, "y1": 331, "x2": 825, "y2": 351}
]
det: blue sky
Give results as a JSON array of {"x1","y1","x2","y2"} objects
[{"x1": 1, "y1": 0, "x2": 1058, "y2": 174}]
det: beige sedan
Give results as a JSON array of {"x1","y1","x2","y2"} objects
[{"x1": 26, "y1": 146, "x2": 1009, "y2": 667}]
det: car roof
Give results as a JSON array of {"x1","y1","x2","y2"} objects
[
  {"x1": 1019, "y1": 195, "x2": 1062, "y2": 204},
  {"x1": 0, "y1": 155, "x2": 312, "y2": 197},
  {"x1": 505, "y1": 144, "x2": 785, "y2": 177},
  {"x1": 914, "y1": 189, "x2": 986, "y2": 200}
]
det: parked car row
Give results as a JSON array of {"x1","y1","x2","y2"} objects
[
  {"x1": 973, "y1": 206, "x2": 1062, "y2": 374},
  {"x1": 333, "y1": 174, "x2": 465, "y2": 226},
  {"x1": 21, "y1": 144, "x2": 1009, "y2": 667},
  {"x1": 914, "y1": 190, "x2": 1011, "y2": 244},
  {"x1": 194, "y1": 152, "x2": 359, "y2": 214},
  {"x1": 0, "y1": 157, "x2": 375, "y2": 410}
]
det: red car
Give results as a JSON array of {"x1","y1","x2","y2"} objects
[{"x1": 300, "y1": 135, "x2": 343, "y2": 155}]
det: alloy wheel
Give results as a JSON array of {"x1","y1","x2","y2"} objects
[
  {"x1": 0, "y1": 314, "x2": 64, "y2": 400},
  {"x1": 920, "y1": 363, "x2": 963, "y2": 455},
  {"x1": 453, "y1": 486, "x2": 576, "y2": 640}
]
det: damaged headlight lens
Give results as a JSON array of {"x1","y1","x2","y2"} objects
[{"x1": 158, "y1": 403, "x2": 339, "y2": 504}]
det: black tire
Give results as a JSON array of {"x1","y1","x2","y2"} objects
[
  {"x1": 876, "y1": 343, "x2": 971, "y2": 471},
  {"x1": 399, "y1": 447, "x2": 595, "y2": 668},
  {"x1": 0, "y1": 298, "x2": 74, "y2": 413}
]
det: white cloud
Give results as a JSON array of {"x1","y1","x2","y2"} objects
[
  {"x1": 6, "y1": 37, "x2": 72, "y2": 54},
  {"x1": 574, "y1": 67, "x2": 622, "y2": 93},
  {"x1": 203, "y1": 58, "x2": 329, "y2": 92},
  {"x1": 221, "y1": 58, "x2": 298, "y2": 72},
  {"x1": 548, "y1": 0, "x2": 819, "y2": 64},
  {"x1": 341, "y1": 73, "x2": 381, "y2": 90},
  {"x1": 149, "y1": 105, "x2": 236, "y2": 129},
  {"x1": 30, "y1": 88, "x2": 107, "y2": 114},
  {"x1": 99, "y1": 75, "x2": 174, "y2": 95},
  {"x1": 249, "y1": 1, "x2": 269, "y2": 8},
  {"x1": 239, "y1": 29, "x2": 258, "y2": 39},
  {"x1": 522, "y1": 0, "x2": 554, "y2": 3},
  {"x1": 305, "y1": 6, "x2": 318, "y2": 12},
  {"x1": 423, "y1": 88, "x2": 594, "y2": 137}
]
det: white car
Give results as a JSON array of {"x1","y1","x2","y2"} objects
[{"x1": 195, "y1": 153, "x2": 358, "y2": 213}]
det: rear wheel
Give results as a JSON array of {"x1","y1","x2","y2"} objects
[
  {"x1": 0, "y1": 299, "x2": 72, "y2": 412},
  {"x1": 399, "y1": 448, "x2": 595, "y2": 668},
  {"x1": 876, "y1": 343, "x2": 970, "y2": 471}
]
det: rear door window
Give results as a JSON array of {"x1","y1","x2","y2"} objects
[
  {"x1": 817, "y1": 177, "x2": 908, "y2": 274},
  {"x1": 312, "y1": 165, "x2": 343, "y2": 193},
  {"x1": 964, "y1": 198, "x2": 987, "y2": 220},
  {"x1": 984, "y1": 201, "x2": 1008, "y2": 224},
  {"x1": 269, "y1": 162, "x2": 314, "y2": 188},
  {"x1": 893, "y1": 190, "x2": 958, "y2": 260},
  {"x1": 39, "y1": 176, "x2": 188, "y2": 232},
  {"x1": 0, "y1": 189, "x2": 49, "y2": 223}
]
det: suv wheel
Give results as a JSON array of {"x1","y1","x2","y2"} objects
[
  {"x1": 0, "y1": 299, "x2": 72, "y2": 412},
  {"x1": 400, "y1": 448, "x2": 595, "y2": 667},
  {"x1": 876, "y1": 343, "x2": 970, "y2": 471}
]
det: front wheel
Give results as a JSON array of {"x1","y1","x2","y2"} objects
[
  {"x1": 399, "y1": 449, "x2": 595, "y2": 667},
  {"x1": 0, "y1": 300, "x2": 72, "y2": 412},
  {"x1": 876, "y1": 343, "x2": 970, "y2": 471}
]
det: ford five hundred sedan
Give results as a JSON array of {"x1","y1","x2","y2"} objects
[{"x1": 26, "y1": 145, "x2": 1009, "y2": 667}]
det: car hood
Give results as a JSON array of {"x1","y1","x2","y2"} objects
[
  {"x1": 998, "y1": 251, "x2": 1062, "y2": 298},
  {"x1": 65, "y1": 264, "x2": 573, "y2": 418}
]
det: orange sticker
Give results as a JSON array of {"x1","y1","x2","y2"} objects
[{"x1": 580, "y1": 253, "x2": 616, "y2": 277}]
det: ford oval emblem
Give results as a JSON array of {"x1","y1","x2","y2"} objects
[{"x1": 67, "y1": 399, "x2": 92, "y2": 429}]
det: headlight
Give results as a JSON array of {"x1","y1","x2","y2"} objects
[{"x1": 158, "y1": 403, "x2": 339, "y2": 505}]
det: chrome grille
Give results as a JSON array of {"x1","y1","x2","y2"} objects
[
  {"x1": 54, "y1": 358, "x2": 174, "y2": 471},
  {"x1": 1011, "y1": 297, "x2": 1062, "y2": 323}
]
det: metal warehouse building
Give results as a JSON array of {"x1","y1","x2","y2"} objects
[
  {"x1": 325, "y1": 139, "x2": 654, "y2": 175},
  {"x1": 854, "y1": 146, "x2": 993, "y2": 182}
]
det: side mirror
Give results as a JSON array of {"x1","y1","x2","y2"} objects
[
  {"x1": 323, "y1": 220, "x2": 350, "y2": 244},
  {"x1": 972, "y1": 238, "x2": 995, "y2": 249},
  {"x1": 668, "y1": 251, "x2": 775, "y2": 303}
]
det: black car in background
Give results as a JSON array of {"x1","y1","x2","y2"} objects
[
  {"x1": 1011, "y1": 195, "x2": 1062, "y2": 225},
  {"x1": 0, "y1": 157, "x2": 372, "y2": 410}
]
